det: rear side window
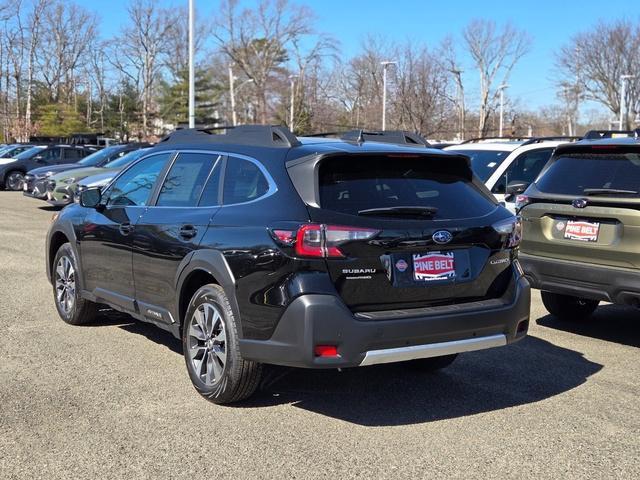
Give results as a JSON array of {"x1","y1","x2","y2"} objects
[
  {"x1": 157, "y1": 152, "x2": 218, "y2": 207},
  {"x1": 448, "y1": 149, "x2": 510, "y2": 182},
  {"x1": 318, "y1": 155, "x2": 496, "y2": 219},
  {"x1": 223, "y1": 157, "x2": 269, "y2": 204},
  {"x1": 536, "y1": 153, "x2": 640, "y2": 196}
]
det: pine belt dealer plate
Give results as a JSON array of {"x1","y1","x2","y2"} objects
[
  {"x1": 412, "y1": 252, "x2": 456, "y2": 282},
  {"x1": 563, "y1": 220, "x2": 600, "y2": 242}
]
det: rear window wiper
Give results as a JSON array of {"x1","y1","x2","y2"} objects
[
  {"x1": 357, "y1": 206, "x2": 438, "y2": 217},
  {"x1": 583, "y1": 188, "x2": 639, "y2": 196}
]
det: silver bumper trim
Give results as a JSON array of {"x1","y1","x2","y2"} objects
[{"x1": 359, "y1": 333, "x2": 507, "y2": 366}]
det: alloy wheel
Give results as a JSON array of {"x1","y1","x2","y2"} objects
[
  {"x1": 187, "y1": 302, "x2": 228, "y2": 386},
  {"x1": 6, "y1": 172, "x2": 25, "y2": 191},
  {"x1": 55, "y1": 256, "x2": 76, "y2": 315}
]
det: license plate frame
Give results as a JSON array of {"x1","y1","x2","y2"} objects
[
  {"x1": 412, "y1": 251, "x2": 456, "y2": 282},
  {"x1": 563, "y1": 220, "x2": 600, "y2": 242}
]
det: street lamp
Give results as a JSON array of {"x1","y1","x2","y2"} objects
[
  {"x1": 619, "y1": 74, "x2": 635, "y2": 130},
  {"x1": 381, "y1": 61, "x2": 397, "y2": 130},
  {"x1": 188, "y1": 0, "x2": 195, "y2": 128},
  {"x1": 289, "y1": 74, "x2": 299, "y2": 131},
  {"x1": 497, "y1": 84, "x2": 509, "y2": 137}
]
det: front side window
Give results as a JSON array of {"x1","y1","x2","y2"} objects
[
  {"x1": 106, "y1": 153, "x2": 172, "y2": 207},
  {"x1": 536, "y1": 152, "x2": 640, "y2": 196},
  {"x1": 223, "y1": 157, "x2": 270, "y2": 204},
  {"x1": 491, "y1": 148, "x2": 553, "y2": 194},
  {"x1": 157, "y1": 152, "x2": 220, "y2": 207}
]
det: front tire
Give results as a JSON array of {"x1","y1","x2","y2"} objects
[
  {"x1": 541, "y1": 291, "x2": 599, "y2": 321},
  {"x1": 52, "y1": 243, "x2": 98, "y2": 325},
  {"x1": 5, "y1": 170, "x2": 25, "y2": 191},
  {"x1": 183, "y1": 284, "x2": 262, "y2": 404}
]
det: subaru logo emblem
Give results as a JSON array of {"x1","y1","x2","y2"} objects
[
  {"x1": 432, "y1": 230, "x2": 453, "y2": 244},
  {"x1": 572, "y1": 198, "x2": 588, "y2": 209}
]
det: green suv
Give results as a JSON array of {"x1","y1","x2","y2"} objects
[{"x1": 519, "y1": 129, "x2": 640, "y2": 319}]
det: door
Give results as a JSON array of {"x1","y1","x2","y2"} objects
[
  {"x1": 78, "y1": 152, "x2": 173, "y2": 311},
  {"x1": 132, "y1": 152, "x2": 223, "y2": 323},
  {"x1": 491, "y1": 148, "x2": 553, "y2": 210}
]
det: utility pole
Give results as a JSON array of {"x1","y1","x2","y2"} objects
[
  {"x1": 451, "y1": 68, "x2": 465, "y2": 140},
  {"x1": 289, "y1": 74, "x2": 298, "y2": 131},
  {"x1": 498, "y1": 84, "x2": 509, "y2": 137},
  {"x1": 381, "y1": 61, "x2": 397, "y2": 130},
  {"x1": 188, "y1": 0, "x2": 195, "y2": 129},
  {"x1": 620, "y1": 74, "x2": 635, "y2": 130},
  {"x1": 229, "y1": 64, "x2": 236, "y2": 126}
]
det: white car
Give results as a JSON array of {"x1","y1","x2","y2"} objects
[{"x1": 444, "y1": 137, "x2": 577, "y2": 212}]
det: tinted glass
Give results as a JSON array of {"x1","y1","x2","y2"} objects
[
  {"x1": 64, "y1": 149, "x2": 83, "y2": 161},
  {"x1": 448, "y1": 149, "x2": 510, "y2": 182},
  {"x1": 198, "y1": 156, "x2": 223, "y2": 206},
  {"x1": 106, "y1": 153, "x2": 171, "y2": 206},
  {"x1": 536, "y1": 153, "x2": 640, "y2": 196},
  {"x1": 39, "y1": 148, "x2": 61, "y2": 162},
  {"x1": 319, "y1": 156, "x2": 495, "y2": 220},
  {"x1": 223, "y1": 157, "x2": 269, "y2": 204},
  {"x1": 157, "y1": 153, "x2": 218, "y2": 207},
  {"x1": 15, "y1": 146, "x2": 46, "y2": 160},
  {"x1": 491, "y1": 148, "x2": 553, "y2": 194},
  {"x1": 104, "y1": 148, "x2": 150, "y2": 169},
  {"x1": 78, "y1": 146, "x2": 122, "y2": 166}
]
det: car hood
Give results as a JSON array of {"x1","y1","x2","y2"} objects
[
  {"x1": 80, "y1": 169, "x2": 119, "y2": 187},
  {"x1": 27, "y1": 163, "x2": 81, "y2": 177},
  {"x1": 50, "y1": 166, "x2": 106, "y2": 182}
]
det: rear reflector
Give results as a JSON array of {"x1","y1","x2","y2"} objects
[{"x1": 314, "y1": 345, "x2": 339, "y2": 357}]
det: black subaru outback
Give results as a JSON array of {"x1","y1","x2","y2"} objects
[{"x1": 46, "y1": 126, "x2": 530, "y2": 404}]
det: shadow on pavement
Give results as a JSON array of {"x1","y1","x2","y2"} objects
[
  {"x1": 85, "y1": 311, "x2": 602, "y2": 426},
  {"x1": 537, "y1": 303, "x2": 640, "y2": 348}
]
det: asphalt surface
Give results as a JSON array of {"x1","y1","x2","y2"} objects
[{"x1": 1, "y1": 192, "x2": 639, "y2": 479}]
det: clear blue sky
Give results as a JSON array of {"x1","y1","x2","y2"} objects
[{"x1": 79, "y1": 0, "x2": 636, "y2": 111}]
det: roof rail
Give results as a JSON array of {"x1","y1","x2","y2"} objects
[
  {"x1": 582, "y1": 129, "x2": 640, "y2": 140},
  {"x1": 159, "y1": 125, "x2": 301, "y2": 148},
  {"x1": 460, "y1": 136, "x2": 531, "y2": 144},
  {"x1": 340, "y1": 130, "x2": 430, "y2": 146},
  {"x1": 520, "y1": 136, "x2": 581, "y2": 146}
]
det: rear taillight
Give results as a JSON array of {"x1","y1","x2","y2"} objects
[
  {"x1": 493, "y1": 216, "x2": 522, "y2": 248},
  {"x1": 272, "y1": 224, "x2": 379, "y2": 258}
]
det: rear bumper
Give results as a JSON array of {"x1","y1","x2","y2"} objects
[
  {"x1": 520, "y1": 253, "x2": 640, "y2": 305},
  {"x1": 239, "y1": 271, "x2": 530, "y2": 368}
]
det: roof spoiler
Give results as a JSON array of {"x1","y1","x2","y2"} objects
[{"x1": 159, "y1": 125, "x2": 301, "y2": 148}]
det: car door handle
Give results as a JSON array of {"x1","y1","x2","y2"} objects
[
  {"x1": 179, "y1": 225, "x2": 197, "y2": 239},
  {"x1": 119, "y1": 222, "x2": 134, "y2": 236}
]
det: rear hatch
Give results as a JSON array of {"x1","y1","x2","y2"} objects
[
  {"x1": 286, "y1": 152, "x2": 517, "y2": 313},
  {"x1": 521, "y1": 145, "x2": 640, "y2": 269}
]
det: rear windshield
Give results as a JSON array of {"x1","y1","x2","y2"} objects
[
  {"x1": 447, "y1": 149, "x2": 510, "y2": 181},
  {"x1": 536, "y1": 153, "x2": 640, "y2": 196},
  {"x1": 318, "y1": 155, "x2": 496, "y2": 219}
]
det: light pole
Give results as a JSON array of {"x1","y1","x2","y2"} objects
[
  {"x1": 188, "y1": 0, "x2": 195, "y2": 128},
  {"x1": 619, "y1": 74, "x2": 635, "y2": 130},
  {"x1": 228, "y1": 64, "x2": 253, "y2": 126},
  {"x1": 289, "y1": 74, "x2": 298, "y2": 131},
  {"x1": 381, "y1": 61, "x2": 397, "y2": 130},
  {"x1": 497, "y1": 84, "x2": 509, "y2": 137}
]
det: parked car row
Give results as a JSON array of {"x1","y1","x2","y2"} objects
[{"x1": 5, "y1": 126, "x2": 639, "y2": 405}]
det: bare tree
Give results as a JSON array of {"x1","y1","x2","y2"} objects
[
  {"x1": 213, "y1": 0, "x2": 318, "y2": 124},
  {"x1": 463, "y1": 19, "x2": 531, "y2": 136},
  {"x1": 441, "y1": 36, "x2": 466, "y2": 140},
  {"x1": 556, "y1": 20, "x2": 640, "y2": 129}
]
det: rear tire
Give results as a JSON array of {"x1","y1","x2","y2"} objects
[
  {"x1": 52, "y1": 243, "x2": 98, "y2": 325},
  {"x1": 4, "y1": 170, "x2": 25, "y2": 191},
  {"x1": 183, "y1": 284, "x2": 262, "y2": 405},
  {"x1": 541, "y1": 291, "x2": 599, "y2": 321},
  {"x1": 408, "y1": 354, "x2": 458, "y2": 372}
]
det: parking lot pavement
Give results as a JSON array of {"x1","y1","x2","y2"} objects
[{"x1": 1, "y1": 192, "x2": 639, "y2": 479}]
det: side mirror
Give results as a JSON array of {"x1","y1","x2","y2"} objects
[
  {"x1": 506, "y1": 180, "x2": 530, "y2": 198},
  {"x1": 79, "y1": 187, "x2": 102, "y2": 208},
  {"x1": 33, "y1": 155, "x2": 45, "y2": 163}
]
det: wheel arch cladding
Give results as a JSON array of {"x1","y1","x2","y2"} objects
[{"x1": 48, "y1": 231, "x2": 70, "y2": 282}]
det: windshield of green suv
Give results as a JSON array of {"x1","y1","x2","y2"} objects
[
  {"x1": 536, "y1": 153, "x2": 640, "y2": 196},
  {"x1": 447, "y1": 149, "x2": 510, "y2": 182},
  {"x1": 103, "y1": 148, "x2": 150, "y2": 169},
  {"x1": 76, "y1": 146, "x2": 123, "y2": 167},
  {"x1": 14, "y1": 146, "x2": 46, "y2": 160}
]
